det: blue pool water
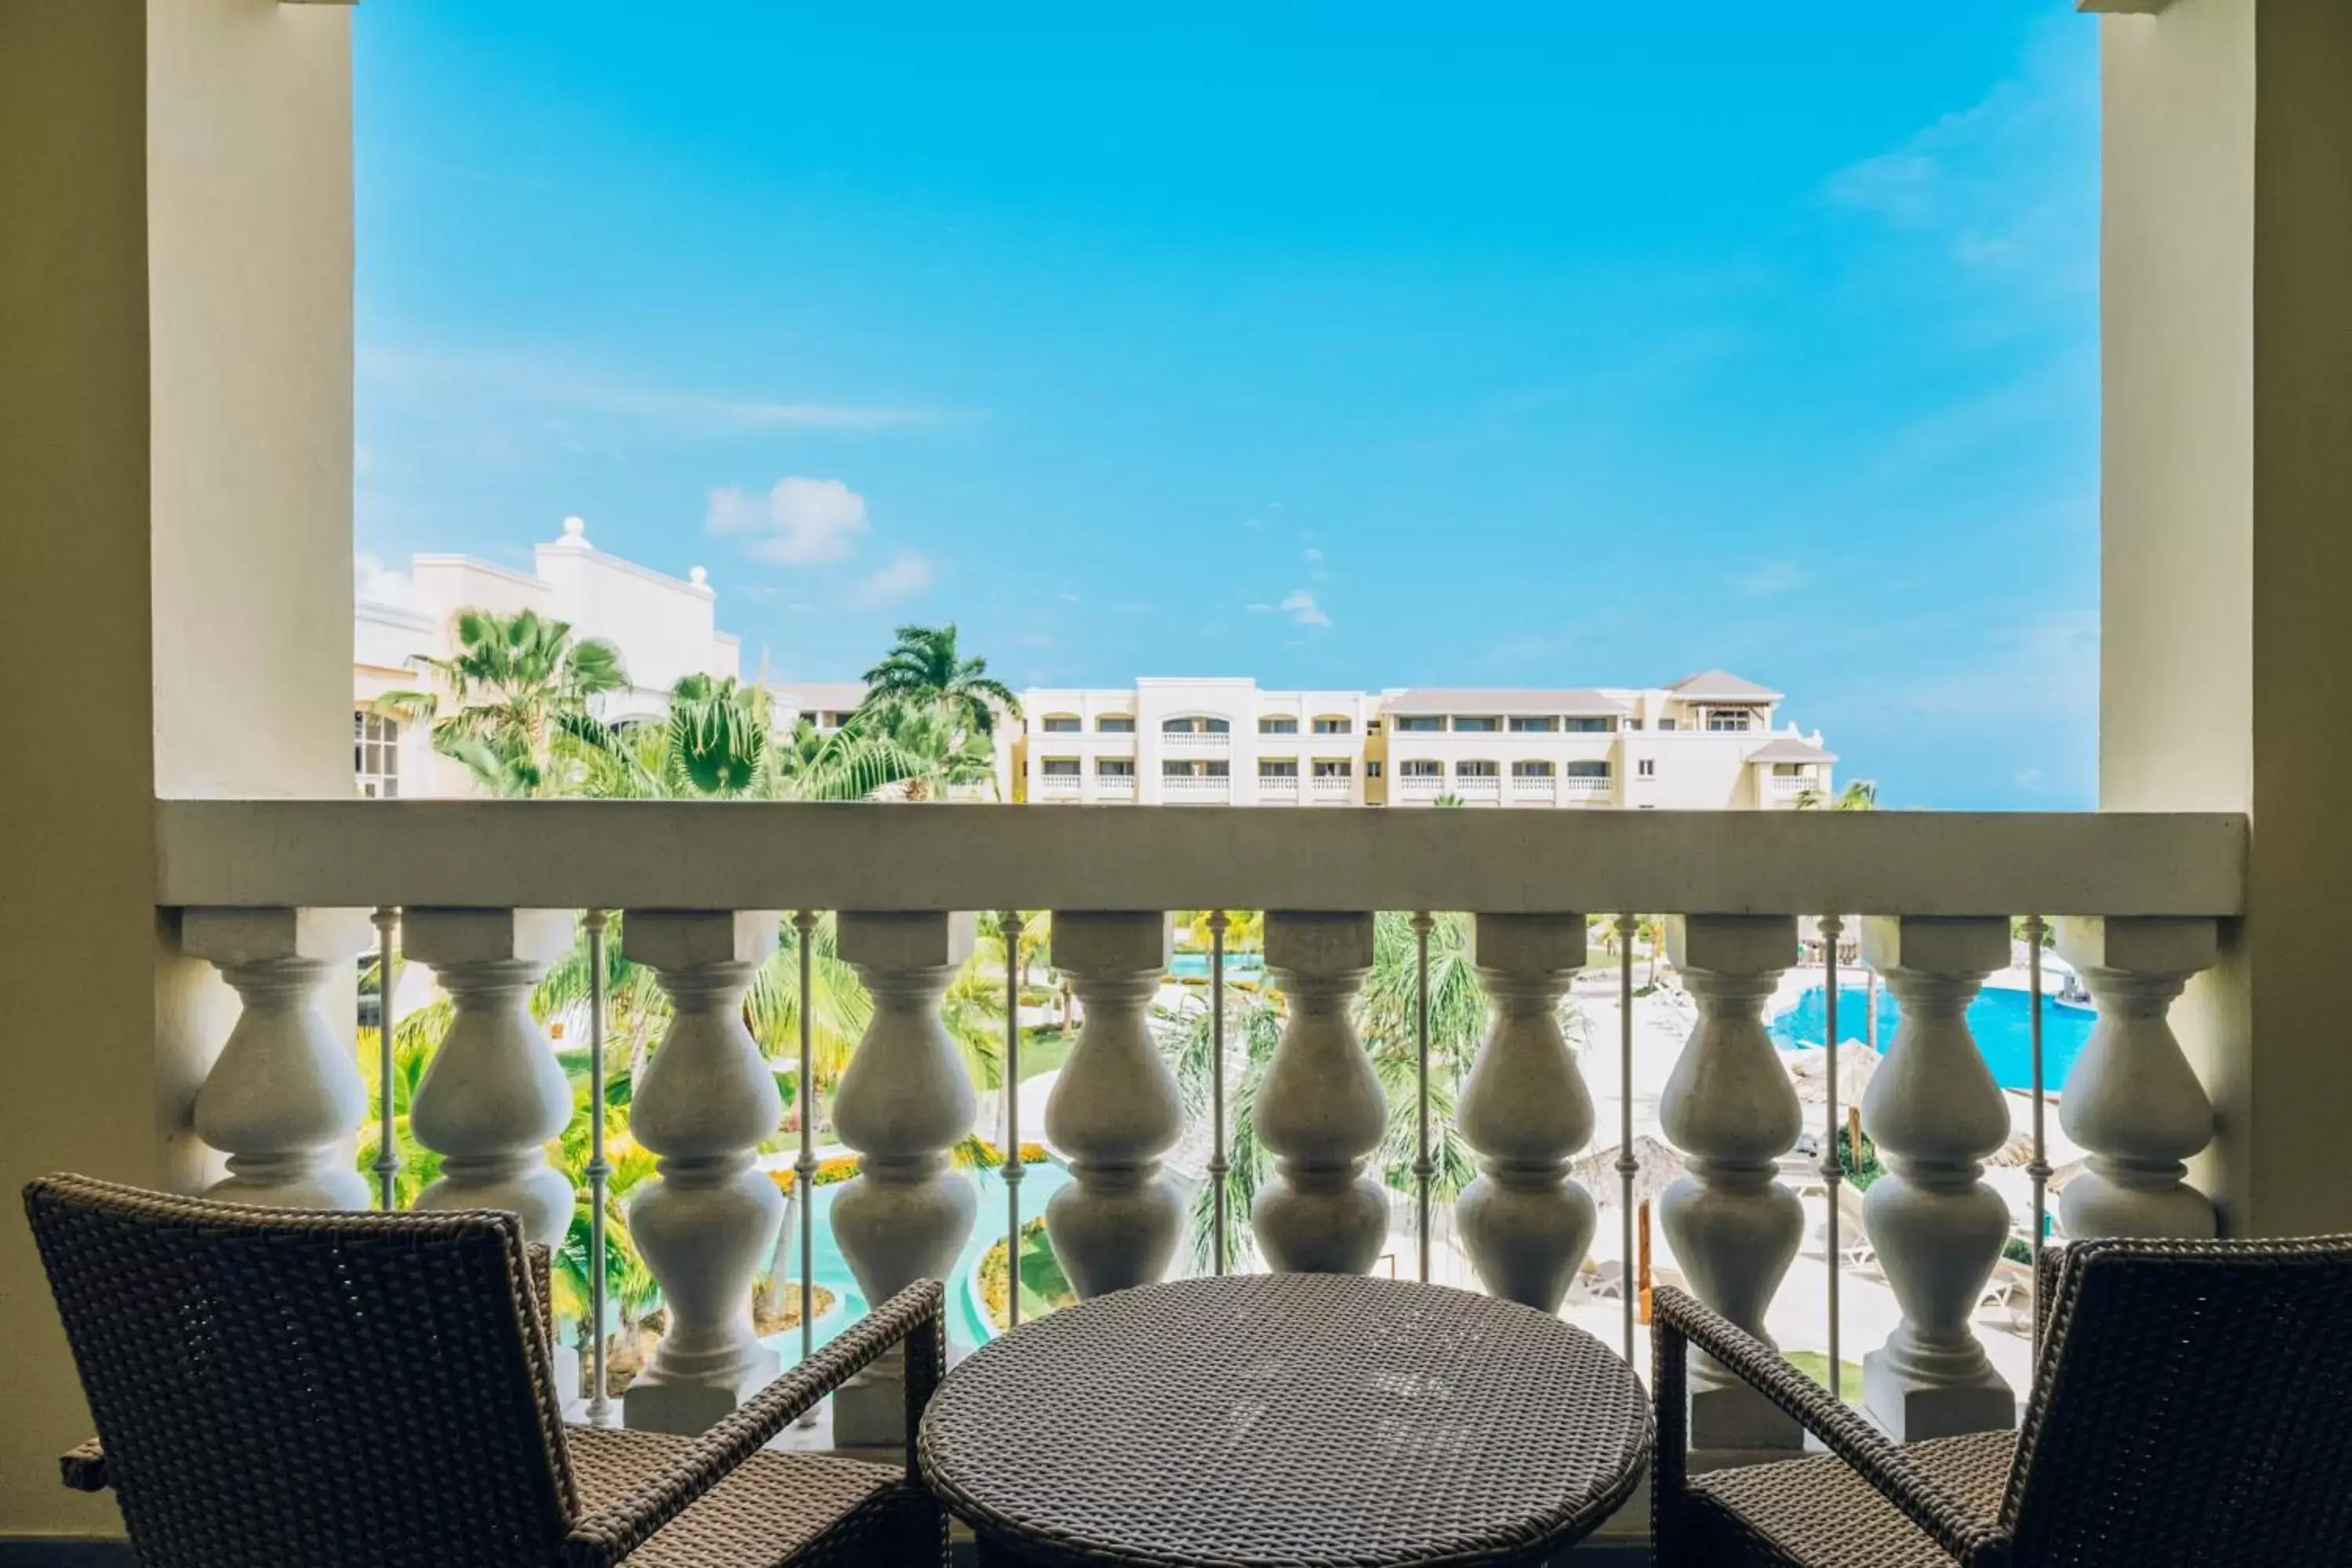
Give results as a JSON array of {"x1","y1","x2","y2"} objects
[
  {"x1": 1769, "y1": 984, "x2": 2096, "y2": 1094},
  {"x1": 775, "y1": 1162, "x2": 1076, "y2": 1356},
  {"x1": 1167, "y1": 951, "x2": 1266, "y2": 984}
]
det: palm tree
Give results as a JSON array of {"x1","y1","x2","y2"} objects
[
  {"x1": 1794, "y1": 778, "x2": 1879, "y2": 812},
  {"x1": 376, "y1": 607, "x2": 628, "y2": 797},
  {"x1": 860, "y1": 623, "x2": 1021, "y2": 739}
]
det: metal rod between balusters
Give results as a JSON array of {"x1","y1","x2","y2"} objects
[
  {"x1": 1412, "y1": 911, "x2": 1434, "y2": 1283},
  {"x1": 1616, "y1": 914, "x2": 1638, "y2": 1367},
  {"x1": 2025, "y1": 914, "x2": 2051, "y2": 1361},
  {"x1": 1207, "y1": 912, "x2": 1230, "y2": 1276},
  {"x1": 583, "y1": 909, "x2": 613, "y2": 1428},
  {"x1": 1000, "y1": 913, "x2": 1025, "y2": 1329},
  {"x1": 793, "y1": 909, "x2": 820, "y2": 1423},
  {"x1": 1819, "y1": 916, "x2": 1844, "y2": 1404},
  {"x1": 371, "y1": 907, "x2": 401, "y2": 1212}
]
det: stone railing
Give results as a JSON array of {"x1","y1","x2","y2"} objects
[
  {"x1": 1160, "y1": 730, "x2": 1232, "y2": 750},
  {"x1": 1035, "y1": 772, "x2": 1083, "y2": 795},
  {"x1": 156, "y1": 801, "x2": 2244, "y2": 1462},
  {"x1": 1160, "y1": 774, "x2": 1232, "y2": 800}
]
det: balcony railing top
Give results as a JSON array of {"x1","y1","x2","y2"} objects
[{"x1": 154, "y1": 800, "x2": 2247, "y2": 918}]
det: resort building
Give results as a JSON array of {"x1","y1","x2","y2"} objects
[
  {"x1": 1014, "y1": 675, "x2": 1834, "y2": 808},
  {"x1": 354, "y1": 517, "x2": 740, "y2": 798}
]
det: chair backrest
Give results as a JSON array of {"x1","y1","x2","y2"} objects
[
  {"x1": 2005, "y1": 1234, "x2": 2352, "y2": 1566},
  {"x1": 25, "y1": 1175, "x2": 579, "y2": 1568}
]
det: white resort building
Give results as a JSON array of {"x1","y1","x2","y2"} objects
[
  {"x1": 354, "y1": 524, "x2": 1835, "y2": 808},
  {"x1": 1014, "y1": 676, "x2": 1834, "y2": 808}
]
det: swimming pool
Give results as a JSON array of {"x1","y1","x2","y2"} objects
[
  {"x1": 775, "y1": 1161, "x2": 1076, "y2": 1356},
  {"x1": 1768, "y1": 984, "x2": 2096, "y2": 1094},
  {"x1": 1167, "y1": 951, "x2": 1266, "y2": 984}
]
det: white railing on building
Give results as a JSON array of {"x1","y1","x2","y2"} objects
[
  {"x1": 1770, "y1": 774, "x2": 1813, "y2": 799},
  {"x1": 1036, "y1": 773, "x2": 1083, "y2": 796},
  {"x1": 1258, "y1": 775, "x2": 1301, "y2": 797},
  {"x1": 1161, "y1": 731, "x2": 1232, "y2": 750},
  {"x1": 157, "y1": 801, "x2": 2244, "y2": 1461}
]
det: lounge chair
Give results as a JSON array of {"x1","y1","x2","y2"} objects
[
  {"x1": 1653, "y1": 1234, "x2": 2352, "y2": 1566},
  {"x1": 24, "y1": 1174, "x2": 949, "y2": 1566}
]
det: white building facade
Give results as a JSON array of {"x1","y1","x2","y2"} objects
[
  {"x1": 1017, "y1": 670, "x2": 1834, "y2": 809},
  {"x1": 353, "y1": 517, "x2": 742, "y2": 798}
]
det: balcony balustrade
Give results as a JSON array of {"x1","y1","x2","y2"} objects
[
  {"x1": 1257, "y1": 774, "x2": 1301, "y2": 799},
  {"x1": 1396, "y1": 774, "x2": 1447, "y2": 799},
  {"x1": 1770, "y1": 775, "x2": 1813, "y2": 800},
  {"x1": 1159, "y1": 774, "x2": 1232, "y2": 801},
  {"x1": 1560, "y1": 775, "x2": 1612, "y2": 797},
  {"x1": 1308, "y1": 774, "x2": 1355, "y2": 802},
  {"x1": 1036, "y1": 773, "x2": 1083, "y2": 797},
  {"x1": 157, "y1": 800, "x2": 2242, "y2": 1469},
  {"x1": 1160, "y1": 730, "x2": 1232, "y2": 750}
]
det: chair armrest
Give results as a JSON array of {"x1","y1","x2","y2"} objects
[
  {"x1": 60, "y1": 1437, "x2": 107, "y2": 1493},
  {"x1": 563, "y1": 1279, "x2": 946, "y2": 1568},
  {"x1": 1651, "y1": 1287, "x2": 2010, "y2": 1568},
  {"x1": 528, "y1": 1242, "x2": 557, "y2": 1347}
]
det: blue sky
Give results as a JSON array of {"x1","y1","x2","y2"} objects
[{"x1": 354, "y1": 2, "x2": 2100, "y2": 808}]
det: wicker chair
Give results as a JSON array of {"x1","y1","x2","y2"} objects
[
  {"x1": 24, "y1": 1174, "x2": 948, "y2": 1567},
  {"x1": 1652, "y1": 1235, "x2": 2352, "y2": 1566}
]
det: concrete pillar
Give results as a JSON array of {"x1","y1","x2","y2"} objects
[{"x1": 2099, "y1": 0, "x2": 2352, "y2": 1236}]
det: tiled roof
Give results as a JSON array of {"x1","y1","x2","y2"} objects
[
  {"x1": 1746, "y1": 735, "x2": 1836, "y2": 763},
  {"x1": 1668, "y1": 669, "x2": 1782, "y2": 702},
  {"x1": 1381, "y1": 688, "x2": 1633, "y2": 717}
]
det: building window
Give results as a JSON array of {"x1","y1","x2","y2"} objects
[
  {"x1": 1638, "y1": 759, "x2": 1657, "y2": 778},
  {"x1": 1313, "y1": 760, "x2": 1353, "y2": 777},
  {"x1": 1658, "y1": 718, "x2": 1679, "y2": 732},
  {"x1": 1041, "y1": 715, "x2": 1081, "y2": 734},
  {"x1": 1400, "y1": 760, "x2": 1442, "y2": 778},
  {"x1": 1162, "y1": 716, "x2": 1232, "y2": 735},
  {"x1": 354, "y1": 710, "x2": 400, "y2": 799},
  {"x1": 1566, "y1": 760, "x2": 1610, "y2": 779},
  {"x1": 1456, "y1": 760, "x2": 1499, "y2": 778},
  {"x1": 1512, "y1": 760, "x2": 1555, "y2": 777},
  {"x1": 1041, "y1": 759, "x2": 1081, "y2": 776},
  {"x1": 1367, "y1": 719, "x2": 1383, "y2": 734},
  {"x1": 1705, "y1": 709, "x2": 1755, "y2": 732},
  {"x1": 1565, "y1": 717, "x2": 1617, "y2": 734},
  {"x1": 1628, "y1": 719, "x2": 1644, "y2": 731},
  {"x1": 1098, "y1": 715, "x2": 1135, "y2": 734},
  {"x1": 1366, "y1": 760, "x2": 1383, "y2": 778},
  {"x1": 1312, "y1": 716, "x2": 1353, "y2": 735},
  {"x1": 1259, "y1": 717, "x2": 1298, "y2": 735},
  {"x1": 1452, "y1": 716, "x2": 1500, "y2": 733},
  {"x1": 1097, "y1": 758, "x2": 1134, "y2": 777},
  {"x1": 1508, "y1": 716, "x2": 1559, "y2": 733},
  {"x1": 1395, "y1": 716, "x2": 1443, "y2": 733},
  {"x1": 1258, "y1": 759, "x2": 1299, "y2": 777},
  {"x1": 825, "y1": 710, "x2": 858, "y2": 730}
]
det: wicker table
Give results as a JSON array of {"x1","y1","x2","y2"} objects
[{"x1": 917, "y1": 1273, "x2": 1651, "y2": 1566}]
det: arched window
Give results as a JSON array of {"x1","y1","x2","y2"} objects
[{"x1": 1040, "y1": 712, "x2": 1083, "y2": 734}]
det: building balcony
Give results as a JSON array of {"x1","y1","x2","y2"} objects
[
  {"x1": 1160, "y1": 773, "x2": 1232, "y2": 802},
  {"x1": 1308, "y1": 774, "x2": 1355, "y2": 803},
  {"x1": 1453, "y1": 775, "x2": 1503, "y2": 803},
  {"x1": 1562, "y1": 775, "x2": 1612, "y2": 800},
  {"x1": 1396, "y1": 775, "x2": 1447, "y2": 800},
  {"x1": 1258, "y1": 774, "x2": 1301, "y2": 800},
  {"x1": 1770, "y1": 774, "x2": 1814, "y2": 801},
  {"x1": 1096, "y1": 774, "x2": 1138, "y2": 800},
  {"x1": 149, "y1": 800, "x2": 2245, "y2": 1490},
  {"x1": 1160, "y1": 731, "x2": 1232, "y2": 750},
  {"x1": 1036, "y1": 773, "x2": 1083, "y2": 797}
]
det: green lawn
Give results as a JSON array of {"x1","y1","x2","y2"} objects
[
  {"x1": 1015, "y1": 1026, "x2": 1075, "y2": 1080},
  {"x1": 1783, "y1": 1350, "x2": 1867, "y2": 1402}
]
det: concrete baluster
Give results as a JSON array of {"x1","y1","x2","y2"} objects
[
  {"x1": 1457, "y1": 913, "x2": 1597, "y2": 1310},
  {"x1": 1253, "y1": 912, "x2": 1387, "y2": 1273},
  {"x1": 183, "y1": 907, "x2": 375, "y2": 1210},
  {"x1": 2055, "y1": 916, "x2": 2220, "y2": 1240},
  {"x1": 1044, "y1": 911, "x2": 1183, "y2": 1296},
  {"x1": 1660, "y1": 914, "x2": 1804, "y2": 1460},
  {"x1": 621, "y1": 910, "x2": 786, "y2": 1434},
  {"x1": 1859, "y1": 916, "x2": 2016, "y2": 1441}
]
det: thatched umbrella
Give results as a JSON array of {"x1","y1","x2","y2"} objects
[
  {"x1": 1573, "y1": 1134, "x2": 1691, "y2": 1212},
  {"x1": 1784, "y1": 1040, "x2": 1884, "y2": 1105}
]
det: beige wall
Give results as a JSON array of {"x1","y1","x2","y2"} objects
[
  {"x1": 2102, "y1": 0, "x2": 2352, "y2": 1236},
  {"x1": 0, "y1": 0, "x2": 354, "y2": 1537}
]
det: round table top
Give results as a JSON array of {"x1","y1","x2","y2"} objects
[{"x1": 916, "y1": 1273, "x2": 1652, "y2": 1567}]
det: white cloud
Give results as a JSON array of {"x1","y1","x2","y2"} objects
[
  {"x1": 354, "y1": 551, "x2": 412, "y2": 607},
  {"x1": 1301, "y1": 546, "x2": 1323, "y2": 563},
  {"x1": 853, "y1": 551, "x2": 936, "y2": 606},
  {"x1": 1280, "y1": 590, "x2": 1332, "y2": 627},
  {"x1": 707, "y1": 477, "x2": 870, "y2": 564}
]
